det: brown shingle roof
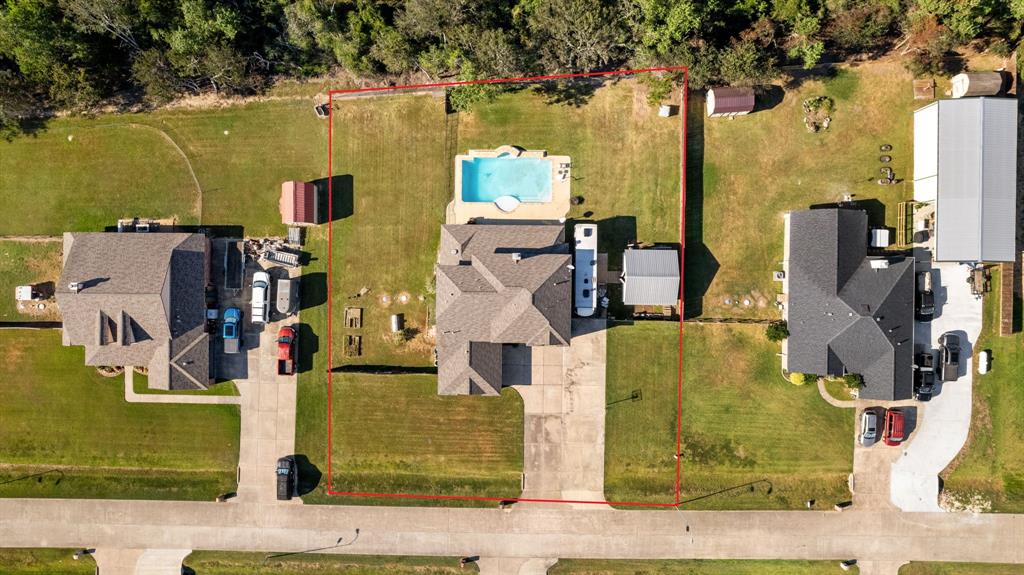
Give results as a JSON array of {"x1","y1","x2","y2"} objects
[{"x1": 435, "y1": 224, "x2": 570, "y2": 395}]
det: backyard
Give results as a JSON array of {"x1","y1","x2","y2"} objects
[
  {"x1": 0, "y1": 330, "x2": 239, "y2": 500},
  {"x1": 688, "y1": 62, "x2": 917, "y2": 319},
  {"x1": 605, "y1": 321, "x2": 853, "y2": 508},
  {"x1": 942, "y1": 269, "x2": 1024, "y2": 512},
  {"x1": 0, "y1": 239, "x2": 62, "y2": 321}
]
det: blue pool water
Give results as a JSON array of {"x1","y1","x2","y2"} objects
[{"x1": 461, "y1": 156, "x2": 552, "y2": 203}]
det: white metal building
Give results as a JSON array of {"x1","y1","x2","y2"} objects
[
  {"x1": 913, "y1": 97, "x2": 1017, "y2": 262},
  {"x1": 621, "y1": 248, "x2": 680, "y2": 306}
]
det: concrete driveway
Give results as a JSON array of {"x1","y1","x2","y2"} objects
[
  {"x1": 891, "y1": 261, "x2": 982, "y2": 511},
  {"x1": 508, "y1": 319, "x2": 607, "y2": 506}
]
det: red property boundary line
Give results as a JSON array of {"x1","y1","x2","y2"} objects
[{"x1": 325, "y1": 66, "x2": 688, "y2": 507}]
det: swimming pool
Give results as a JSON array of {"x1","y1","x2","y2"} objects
[{"x1": 461, "y1": 156, "x2": 552, "y2": 203}]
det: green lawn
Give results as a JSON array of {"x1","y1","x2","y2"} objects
[
  {"x1": 900, "y1": 563, "x2": 1024, "y2": 575},
  {"x1": 0, "y1": 240, "x2": 62, "y2": 321},
  {"x1": 0, "y1": 549, "x2": 96, "y2": 574},
  {"x1": 183, "y1": 551, "x2": 476, "y2": 574},
  {"x1": 0, "y1": 99, "x2": 327, "y2": 237},
  {"x1": 459, "y1": 80, "x2": 682, "y2": 259},
  {"x1": 690, "y1": 63, "x2": 916, "y2": 318},
  {"x1": 328, "y1": 94, "x2": 449, "y2": 369},
  {"x1": 942, "y1": 269, "x2": 1024, "y2": 512},
  {"x1": 551, "y1": 559, "x2": 853, "y2": 575},
  {"x1": 605, "y1": 321, "x2": 853, "y2": 508},
  {"x1": 303, "y1": 373, "x2": 523, "y2": 505},
  {"x1": 0, "y1": 330, "x2": 239, "y2": 500}
]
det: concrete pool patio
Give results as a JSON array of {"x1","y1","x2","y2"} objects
[{"x1": 448, "y1": 145, "x2": 571, "y2": 224}]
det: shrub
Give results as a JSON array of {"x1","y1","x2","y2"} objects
[
  {"x1": 789, "y1": 372, "x2": 810, "y2": 385},
  {"x1": 765, "y1": 320, "x2": 790, "y2": 342},
  {"x1": 843, "y1": 373, "x2": 864, "y2": 389}
]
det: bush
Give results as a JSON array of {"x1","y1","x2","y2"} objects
[
  {"x1": 789, "y1": 372, "x2": 811, "y2": 386},
  {"x1": 765, "y1": 320, "x2": 789, "y2": 342},
  {"x1": 843, "y1": 373, "x2": 864, "y2": 389}
]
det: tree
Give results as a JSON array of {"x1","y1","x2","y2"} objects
[
  {"x1": 59, "y1": 0, "x2": 141, "y2": 54},
  {"x1": 0, "y1": 68, "x2": 37, "y2": 140},
  {"x1": 527, "y1": 0, "x2": 628, "y2": 72},
  {"x1": 765, "y1": 320, "x2": 790, "y2": 342},
  {"x1": 719, "y1": 37, "x2": 778, "y2": 86},
  {"x1": 131, "y1": 49, "x2": 179, "y2": 103},
  {"x1": 842, "y1": 373, "x2": 864, "y2": 389}
]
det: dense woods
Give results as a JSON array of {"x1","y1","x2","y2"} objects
[{"x1": 1, "y1": 0, "x2": 1022, "y2": 135}]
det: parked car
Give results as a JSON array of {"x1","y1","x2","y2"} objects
[
  {"x1": 251, "y1": 271, "x2": 271, "y2": 324},
  {"x1": 276, "y1": 455, "x2": 297, "y2": 500},
  {"x1": 914, "y1": 369, "x2": 936, "y2": 402},
  {"x1": 859, "y1": 409, "x2": 879, "y2": 447},
  {"x1": 939, "y1": 332, "x2": 961, "y2": 382},
  {"x1": 882, "y1": 408, "x2": 906, "y2": 446},
  {"x1": 277, "y1": 326, "x2": 297, "y2": 376},
  {"x1": 222, "y1": 307, "x2": 242, "y2": 354},
  {"x1": 916, "y1": 271, "x2": 934, "y2": 321}
]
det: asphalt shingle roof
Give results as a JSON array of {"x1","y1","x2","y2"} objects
[
  {"x1": 436, "y1": 224, "x2": 570, "y2": 395},
  {"x1": 786, "y1": 209, "x2": 915, "y2": 401}
]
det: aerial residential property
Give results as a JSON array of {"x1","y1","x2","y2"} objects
[{"x1": 1, "y1": 2, "x2": 1023, "y2": 574}]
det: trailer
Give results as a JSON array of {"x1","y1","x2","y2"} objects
[
  {"x1": 262, "y1": 248, "x2": 300, "y2": 268},
  {"x1": 276, "y1": 278, "x2": 296, "y2": 316}
]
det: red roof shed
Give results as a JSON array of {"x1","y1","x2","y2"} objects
[
  {"x1": 706, "y1": 87, "x2": 756, "y2": 117},
  {"x1": 280, "y1": 181, "x2": 318, "y2": 225}
]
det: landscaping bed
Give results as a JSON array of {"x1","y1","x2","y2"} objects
[{"x1": 0, "y1": 330, "x2": 239, "y2": 500}]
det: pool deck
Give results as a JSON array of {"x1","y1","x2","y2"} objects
[{"x1": 449, "y1": 147, "x2": 571, "y2": 224}]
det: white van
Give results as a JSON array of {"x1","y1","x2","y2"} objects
[{"x1": 251, "y1": 271, "x2": 271, "y2": 324}]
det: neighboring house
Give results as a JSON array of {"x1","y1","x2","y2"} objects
[
  {"x1": 706, "y1": 87, "x2": 755, "y2": 118},
  {"x1": 435, "y1": 224, "x2": 571, "y2": 396},
  {"x1": 913, "y1": 97, "x2": 1017, "y2": 263},
  {"x1": 279, "y1": 180, "x2": 319, "y2": 225},
  {"x1": 57, "y1": 232, "x2": 211, "y2": 391},
  {"x1": 783, "y1": 209, "x2": 915, "y2": 401},
  {"x1": 621, "y1": 248, "x2": 680, "y2": 306}
]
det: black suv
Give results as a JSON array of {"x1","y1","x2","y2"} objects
[
  {"x1": 276, "y1": 456, "x2": 298, "y2": 501},
  {"x1": 916, "y1": 271, "x2": 935, "y2": 321}
]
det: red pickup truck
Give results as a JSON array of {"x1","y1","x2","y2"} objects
[{"x1": 277, "y1": 326, "x2": 297, "y2": 376}]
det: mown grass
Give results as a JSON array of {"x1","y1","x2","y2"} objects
[
  {"x1": 605, "y1": 321, "x2": 853, "y2": 508},
  {"x1": 900, "y1": 562, "x2": 1024, "y2": 575},
  {"x1": 305, "y1": 373, "x2": 523, "y2": 506},
  {"x1": 0, "y1": 549, "x2": 96, "y2": 574},
  {"x1": 551, "y1": 559, "x2": 853, "y2": 575},
  {"x1": 184, "y1": 551, "x2": 476, "y2": 574},
  {"x1": 0, "y1": 330, "x2": 239, "y2": 500},
  {"x1": 690, "y1": 62, "x2": 916, "y2": 318},
  {"x1": 459, "y1": 80, "x2": 683, "y2": 262},
  {"x1": 0, "y1": 240, "x2": 62, "y2": 321},
  {"x1": 942, "y1": 269, "x2": 1024, "y2": 512}
]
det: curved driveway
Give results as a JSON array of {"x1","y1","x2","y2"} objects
[{"x1": 1, "y1": 499, "x2": 1022, "y2": 566}]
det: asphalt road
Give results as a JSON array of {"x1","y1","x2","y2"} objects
[{"x1": 1, "y1": 499, "x2": 1021, "y2": 565}]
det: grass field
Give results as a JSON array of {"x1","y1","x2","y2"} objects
[
  {"x1": 0, "y1": 330, "x2": 239, "y2": 500},
  {"x1": 0, "y1": 99, "x2": 327, "y2": 237},
  {"x1": 689, "y1": 63, "x2": 916, "y2": 318},
  {"x1": 605, "y1": 321, "x2": 853, "y2": 508},
  {"x1": 550, "y1": 559, "x2": 853, "y2": 575},
  {"x1": 0, "y1": 240, "x2": 62, "y2": 321},
  {"x1": 900, "y1": 563, "x2": 1024, "y2": 575},
  {"x1": 183, "y1": 551, "x2": 476, "y2": 574},
  {"x1": 942, "y1": 269, "x2": 1024, "y2": 512},
  {"x1": 0, "y1": 549, "x2": 96, "y2": 574},
  {"x1": 304, "y1": 373, "x2": 523, "y2": 505}
]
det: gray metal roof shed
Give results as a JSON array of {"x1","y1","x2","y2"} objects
[
  {"x1": 621, "y1": 249, "x2": 680, "y2": 306},
  {"x1": 912, "y1": 97, "x2": 1017, "y2": 262}
]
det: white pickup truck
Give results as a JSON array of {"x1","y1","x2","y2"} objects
[{"x1": 251, "y1": 271, "x2": 270, "y2": 324}]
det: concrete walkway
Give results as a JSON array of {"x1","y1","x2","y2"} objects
[
  {"x1": 892, "y1": 262, "x2": 981, "y2": 512},
  {"x1": 817, "y1": 379, "x2": 856, "y2": 408},
  {"x1": 124, "y1": 368, "x2": 241, "y2": 405},
  {"x1": 2, "y1": 499, "x2": 1023, "y2": 566},
  {"x1": 93, "y1": 548, "x2": 190, "y2": 575},
  {"x1": 509, "y1": 319, "x2": 607, "y2": 505}
]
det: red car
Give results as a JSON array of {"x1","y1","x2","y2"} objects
[{"x1": 882, "y1": 408, "x2": 905, "y2": 446}]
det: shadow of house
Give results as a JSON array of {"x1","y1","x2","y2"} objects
[
  {"x1": 684, "y1": 94, "x2": 720, "y2": 319},
  {"x1": 293, "y1": 454, "x2": 323, "y2": 496},
  {"x1": 312, "y1": 175, "x2": 354, "y2": 222}
]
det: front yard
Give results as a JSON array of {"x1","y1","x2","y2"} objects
[
  {"x1": 184, "y1": 551, "x2": 474, "y2": 574},
  {"x1": 605, "y1": 321, "x2": 853, "y2": 508},
  {"x1": 551, "y1": 559, "x2": 851, "y2": 575},
  {"x1": 942, "y1": 269, "x2": 1024, "y2": 512},
  {"x1": 0, "y1": 330, "x2": 239, "y2": 500}
]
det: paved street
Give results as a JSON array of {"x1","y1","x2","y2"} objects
[{"x1": 1, "y1": 499, "x2": 1022, "y2": 566}]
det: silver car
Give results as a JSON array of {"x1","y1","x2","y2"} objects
[{"x1": 859, "y1": 409, "x2": 878, "y2": 447}]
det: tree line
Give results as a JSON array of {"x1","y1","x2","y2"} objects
[{"x1": 1, "y1": 0, "x2": 1021, "y2": 136}]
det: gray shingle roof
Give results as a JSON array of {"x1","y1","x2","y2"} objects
[
  {"x1": 786, "y1": 209, "x2": 915, "y2": 401},
  {"x1": 436, "y1": 224, "x2": 570, "y2": 395},
  {"x1": 57, "y1": 232, "x2": 210, "y2": 390},
  {"x1": 622, "y1": 248, "x2": 680, "y2": 305}
]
